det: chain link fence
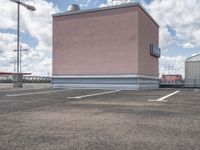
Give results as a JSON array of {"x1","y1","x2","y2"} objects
[{"x1": 0, "y1": 75, "x2": 51, "y2": 83}]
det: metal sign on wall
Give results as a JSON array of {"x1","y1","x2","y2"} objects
[{"x1": 150, "y1": 44, "x2": 161, "y2": 58}]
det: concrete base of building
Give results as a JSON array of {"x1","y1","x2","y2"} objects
[
  {"x1": 13, "y1": 74, "x2": 23, "y2": 88},
  {"x1": 52, "y1": 75, "x2": 159, "y2": 90}
]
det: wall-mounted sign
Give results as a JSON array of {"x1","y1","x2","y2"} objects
[{"x1": 150, "y1": 44, "x2": 161, "y2": 58}]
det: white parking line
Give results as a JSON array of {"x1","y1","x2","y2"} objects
[
  {"x1": 67, "y1": 90, "x2": 120, "y2": 99},
  {"x1": 148, "y1": 91, "x2": 180, "y2": 102},
  {"x1": 0, "y1": 87, "x2": 50, "y2": 92},
  {"x1": 6, "y1": 90, "x2": 65, "y2": 97}
]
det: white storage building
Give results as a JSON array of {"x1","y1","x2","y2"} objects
[{"x1": 185, "y1": 54, "x2": 200, "y2": 87}]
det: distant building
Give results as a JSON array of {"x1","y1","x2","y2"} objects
[
  {"x1": 52, "y1": 3, "x2": 160, "y2": 90},
  {"x1": 160, "y1": 74, "x2": 183, "y2": 84},
  {"x1": 185, "y1": 54, "x2": 200, "y2": 87}
]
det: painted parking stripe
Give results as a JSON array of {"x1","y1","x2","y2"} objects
[
  {"x1": 6, "y1": 90, "x2": 65, "y2": 97},
  {"x1": 0, "y1": 87, "x2": 49, "y2": 92},
  {"x1": 67, "y1": 90, "x2": 120, "y2": 99},
  {"x1": 148, "y1": 91, "x2": 180, "y2": 102}
]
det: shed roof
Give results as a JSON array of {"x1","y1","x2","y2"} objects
[
  {"x1": 53, "y1": 2, "x2": 159, "y2": 27},
  {"x1": 186, "y1": 54, "x2": 200, "y2": 62}
]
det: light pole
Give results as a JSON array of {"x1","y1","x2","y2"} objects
[{"x1": 10, "y1": 0, "x2": 36, "y2": 88}]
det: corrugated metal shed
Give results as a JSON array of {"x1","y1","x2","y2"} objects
[{"x1": 185, "y1": 54, "x2": 200, "y2": 87}]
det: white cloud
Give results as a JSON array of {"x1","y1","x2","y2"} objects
[
  {"x1": 0, "y1": 0, "x2": 59, "y2": 76},
  {"x1": 192, "y1": 53, "x2": 200, "y2": 56},
  {"x1": 99, "y1": 0, "x2": 133, "y2": 7},
  {"x1": 79, "y1": 0, "x2": 93, "y2": 7},
  {"x1": 20, "y1": 0, "x2": 59, "y2": 51},
  {"x1": 0, "y1": 1, "x2": 17, "y2": 29},
  {"x1": 143, "y1": 0, "x2": 200, "y2": 50},
  {"x1": 182, "y1": 42, "x2": 195, "y2": 49},
  {"x1": 0, "y1": 33, "x2": 17, "y2": 43},
  {"x1": 159, "y1": 55, "x2": 186, "y2": 77},
  {"x1": 0, "y1": 33, "x2": 17, "y2": 69},
  {"x1": 0, "y1": 32, "x2": 32, "y2": 73},
  {"x1": 159, "y1": 26, "x2": 174, "y2": 50}
]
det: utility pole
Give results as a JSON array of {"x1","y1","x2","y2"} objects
[
  {"x1": 13, "y1": 46, "x2": 29, "y2": 73},
  {"x1": 164, "y1": 65, "x2": 174, "y2": 74}
]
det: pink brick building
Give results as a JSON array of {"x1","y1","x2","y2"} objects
[{"x1": 52, "y1": 3, "x2": 160, "y2": 90}]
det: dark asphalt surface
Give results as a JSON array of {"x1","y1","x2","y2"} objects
[{"x1": 0, "y1": 85, "x2": 200, "y2": 150}]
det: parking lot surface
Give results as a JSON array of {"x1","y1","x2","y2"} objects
[{"x1": 0, "y1": 84, "x2": 200, "y2": 150}]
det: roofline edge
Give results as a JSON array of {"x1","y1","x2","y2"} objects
[
  {"x1": 186, "y1": 54, "x2": 200, "y2": 61},
  {"x1": 52, "y1": 2, "x2": 159, "y2": 27}
]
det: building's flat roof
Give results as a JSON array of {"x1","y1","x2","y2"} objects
[
  {"x1": 186, "y1": 54, "x2": 200, "y2": 62},
  {"x1": 53, "y1": 2, "x2": 159, "y2": 27}
]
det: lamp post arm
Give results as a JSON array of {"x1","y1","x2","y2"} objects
[
  {"x1": 21, "y1": 3, "x2": 36, "y2": 11},
  {"x1": 10, "y1": 0, "x2": 36, "y2": 11}
]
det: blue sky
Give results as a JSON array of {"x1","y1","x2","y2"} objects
[{"x1": 0, "y1": 0, "x2": 199, "y2": 76}]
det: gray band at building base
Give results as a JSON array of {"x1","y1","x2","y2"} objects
[{"x1": 52, "y1": 75, "x2": 159, "y2": 90}]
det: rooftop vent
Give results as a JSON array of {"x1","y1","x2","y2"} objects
[{"x1": 67, "y1": 4, "x2": 80, "y2": 11}]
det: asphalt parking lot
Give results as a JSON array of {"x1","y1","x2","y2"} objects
[{"x1": 0, "y1": 84, "x2": 200, "y2": 150}]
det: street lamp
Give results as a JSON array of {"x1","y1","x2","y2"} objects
[
  {"x1": 10, "y1": 0, "x2": 36, "y2": 11},
  {"x1": 10, "y1": 0, "x2": 36, "y2": 88}
]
